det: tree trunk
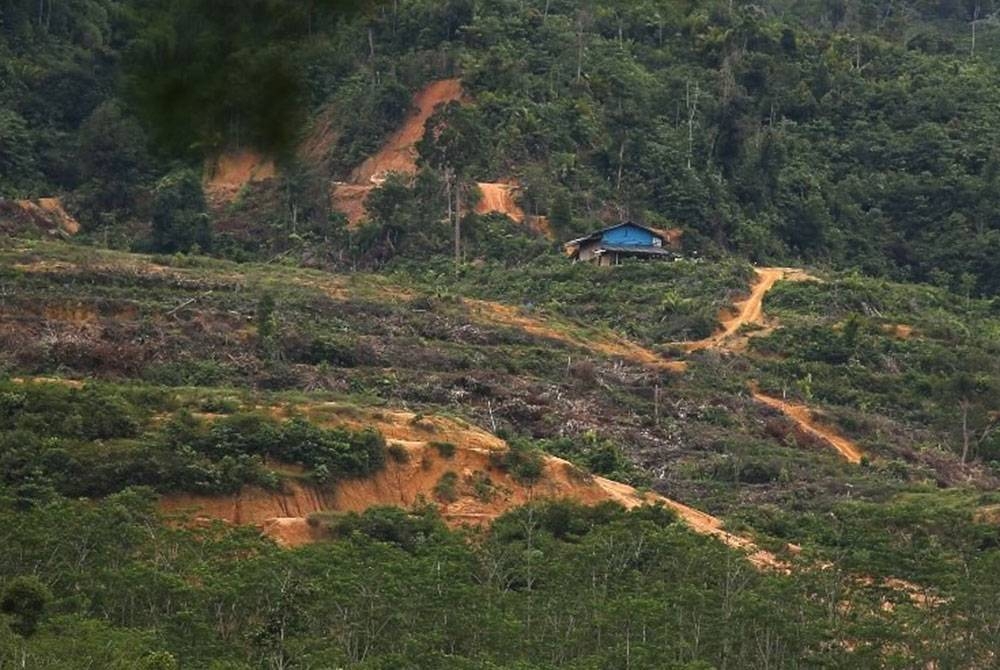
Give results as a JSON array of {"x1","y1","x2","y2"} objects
[
  {"x1": 686, "y1": 81, "x2": 699, "y2": 170},
  {"x1": 971, "y1": 6, "x2": 980, "y2": 57},
  {"x1": 616, "y1": 139, "x2": 625, "y2": 192},
  {"x1": 454, "y1": 177, "x2": 462, "y2": 270},
  {"x1": 961, "y1": 399, "x2": 971, "y2": 465}
]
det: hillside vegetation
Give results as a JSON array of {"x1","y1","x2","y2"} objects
[
  {"x1": 3, "y1": 0, "x2": 1000, "y2": 668},
  {"x1": 2, "y1": 0, "x2": 1000, "y2": 291}
]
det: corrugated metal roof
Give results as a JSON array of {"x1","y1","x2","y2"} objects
[{"x1": 564, "y1": 221, "x2": 663, "y2": 247}]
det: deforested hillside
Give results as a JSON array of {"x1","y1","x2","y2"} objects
[
  {"x1": 2, "y1": 236, "x2": 1000, "y2": 666},
  {"x1": 3, "y1": 1, "x2": 1000, "y2": 668}
]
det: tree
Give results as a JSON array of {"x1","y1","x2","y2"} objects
[
  {"x1": 149, "y1": 169, "x2": 212, "y2": 253},
  {"x1": 75, "y1": 100, "x2": 151, "y2": 228},
  {"x1": 417, "y1": 101, "x2": 487, "y2": 267},
  {"x1": 1, "y1": 575, "x2": 51, "y2": 637},
  {"x1": 0, "y1": 109, "x2": 36, "y2": 195}
]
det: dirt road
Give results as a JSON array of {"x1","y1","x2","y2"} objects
[
  {"x1": 676, "y1": 266, "x2": 863, "y2": 463},
  {"x1": 752, "y1": 389, "x2": 864, "y2": 463},
  {"x1": 679, "y1": 267, "x2": 812, "y2": 352}
]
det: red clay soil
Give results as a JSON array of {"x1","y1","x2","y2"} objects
[
  {"x1": 330, "y1": 183, "x2": 373, "y2": 226},
  {"x1": 647, "y1": 226, "x2": 684, "y2": 249},
  {"x1": 299, "y1": 105, "x2": 339, "y2": 166},
  {"x1": 350, "y1": 78, "x2": 464, "y2": 184},
  {"x1": 475, "y1": 182, "x2": 525, "y2": 223},
  {"x1": 160, "y1": 404, "x2": 781, "y2": 569},
  {"x1": 752, "y1": 387, "x2": 864, "y2": 464},
  {"x1": 1, "y1": 198, "x2": 80, "y2": 236},
  {"x1": 203, "y1": 149, "x2": 277, "y2": 205}
]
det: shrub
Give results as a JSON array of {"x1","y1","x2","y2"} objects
[
  {"x1": 434, "y1": 471, "x2": 459, "y2": 502},
  {"x1": 330, "y1": 506, "x2": 443, "y2": 551},
  {"x1": 469, "y1": 471, "x2": 495, "y2": 502},
  {"x1": 490, "y1": 441, "x2": 544, "y2": 485},
  {"x1": 430, "y1": 441, "x2": 456, "y2": 458},
  {"x1": 387, "y1": 443, "x2": 410, "y2": 464}
]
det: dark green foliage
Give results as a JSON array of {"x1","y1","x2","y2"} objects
[
  {"x1": 73, "y1": 100, "x2": 151, "y2": 229},
  {"x1": 0, "y1": 381, "x2": 385, "y2": 499},
  {"x1": 164, "y1": 412, "x2": 386, "y2": 485},
  {"x1": 0, "y1": 492, "x2": 919, "y2": 669},
  {"x1": 3, "y1": 0, "x2": 1000, "y2": 291},
  {"x1": 326, "y1": 505, "x2": 446, "y2": 551},
  {"x1": 0, "y1": 575, "x2": 51, "y2": 637},
  {"x1": 490, "y1": 439, "x2": 544, "y2": 485},
  {"x1": 539, "y1": 433, "x2": 648, "y2": 486},
  {"x1": 123, "y1": 0, "x2": 367, "y2": 158},
  {"x1": 0, "y1": 383, "x2": 142, "y2": 441},
  {"x1": 149, "y1": 170, "x2": 212, "y2": 253},
  {"x1": 0, "y1": 109, "x2": 37, "y2": 195},
  {"x1": 430, "y1": 441, "x2": 456, "y2": 458}
]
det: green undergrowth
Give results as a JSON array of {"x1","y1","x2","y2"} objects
[{"x1": 0, "y1": 380, "x2": 385, "y2": 503}]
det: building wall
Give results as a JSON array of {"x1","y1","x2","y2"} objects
[{"x1": 577, "y1": 240, "x2": 602, "y2": 262}]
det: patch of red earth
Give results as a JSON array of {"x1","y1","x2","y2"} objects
[
  {"x1": 0, "y1": 198, "x2": 80, "y2": 236},
  {"x1": 475, "y1": 182, "x2": 524, "y2": 223},
  {"x1": 329, "y1": 183, "x2": 374, "y2": 226},
  {"x1": 203, "y1": 150, "x2": 277, "y2": 206},
  {"x1": 160, "y1": 405, "x2": 781, "y2": 568},
  {"x1": 350, "y1": 78, "x2": 464, "y2": 184}
]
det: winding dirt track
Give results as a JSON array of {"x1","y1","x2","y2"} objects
[
  {"x1": 679, "y1": 267, "x2": 863, "y2": 463},
  {"x1": 681, "y1": 267, "x2": 785, "y2": 352}
]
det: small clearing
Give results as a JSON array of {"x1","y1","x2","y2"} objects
[
  {"x1": 476, "y1": 182, "x2": 524, "y2": 222},
  {"x1": 203, "y1": 149, "x2": 277, "y2": 207},
  {"x1": 1, "y1": 198, "x2": 80, "y2": 236},
  {"x1": 329, "y1": 183, "x2": 373, "y2": 225}
]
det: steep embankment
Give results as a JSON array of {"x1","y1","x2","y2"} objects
[
  {"x1": 0, "y1": 198, "x2": 80, "y2": 237},
  {"x1": 352, "y1": 78, "x2": 465, "y2": 184},
  {"x1": 203, "y1": 149, "x2": 277, "y2": 206},
  {"x1": 331, "y1": 79, "x2": 542, "y2": 231},
  {"x1": 161, "y1": 402, "x2": 780, "y2": 568}
]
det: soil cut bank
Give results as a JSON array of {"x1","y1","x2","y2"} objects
[{"x1": 161, "y1": 403, "x2": 781, "y2": 569}]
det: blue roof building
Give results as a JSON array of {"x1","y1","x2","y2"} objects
[{"x1": 564, "y1": 222, "x2": 680, "y2": 266}]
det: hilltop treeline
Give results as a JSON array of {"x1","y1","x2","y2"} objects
[{"x1": 2, "y1": 0, "x2": 1000, "y2": 290}]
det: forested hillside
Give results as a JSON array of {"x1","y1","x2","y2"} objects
[
  {"x1": 3, "y1": 1, "x2": 1000, "y2": 668},
  {"x1": 3, "y1": 0, "x2": 1000, "y2": 290}
]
